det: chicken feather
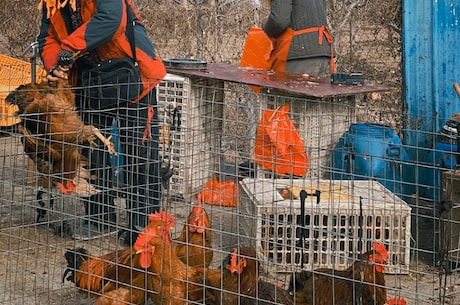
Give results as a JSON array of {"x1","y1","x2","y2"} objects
[
  {"x1": 289, "y1": 242, "x2": 388, "y2": 305},
  {"x1": 6, "y1": 78, "x2": 115, "y2": 196}
]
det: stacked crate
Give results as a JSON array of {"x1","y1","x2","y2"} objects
[{"x1": 239, "y1": 178, "x2": 411, "y2": 274}]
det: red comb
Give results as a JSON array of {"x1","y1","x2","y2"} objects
[
  {"x1": 56, "y1": 181, "x2": 76, "y2": 195},
  {"x1": 148, "y1": 210, "x2": 176, "y2": 225},
  {"x1": 225, "y1": 248, "x2": 247, "y2": 274},
  {"x1": 197, "y1": 194, "x2": 203, "y2": 207},
  {"x1": 386, "y1": 297, "x2": 407, "y2": 305},
  {"x1": 188, "y1": 204, "x2": 204, "y2": 234},
  {"x1": 191, "y1": 204, "x2": 203, "y2": 218},
  {"x1": 133, "y1": 227, "x2": 158, "y2": 268},
  {"x1": 230, "y1": 248, "x2": 238, "y2": 264},
  {"x1": 372, "y1": 242, "x2": 389, "y2": 258},
  {"x1": 225, "y1": 248, "x2": 239, "y2": 274}
]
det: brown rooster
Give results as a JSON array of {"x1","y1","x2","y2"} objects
[
  {"x1": 62, "y1": 203, "x2": 214, "y2": 305},
  {"x1": 134, "y1": 210, "x2": 217, "y2": 305},
  {"x1": 289, "y1": 242, "x2": 389, "y2": 305},
  {"x1": 206, "y1": 246, "x2": 293, "y2": 305},
  {"x1": 6, "y1": 78, "x2": 115, "y2": 196},
  {"x1": 63, "y1": 246, "x2": 150, "y2": 305},
  {"x1": 173, "y1": 196, "x2": 213, "y2": 268}
]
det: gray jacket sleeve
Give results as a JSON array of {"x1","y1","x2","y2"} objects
[{"x1": 263, "y1": 0, "x2": 292, "y2": 38}]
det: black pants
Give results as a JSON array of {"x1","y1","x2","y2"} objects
[{"x1": 77, "y1": 89, "x2": 161, "y2": 230}]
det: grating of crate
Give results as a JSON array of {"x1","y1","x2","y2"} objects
[
  {"x1": 157, "y1": 73, "x2": 223, "y2": 199},
  {"x1": 258, "y1": 93, "x2": 355, "y2": 179},
  {"x1": 0, "y1": 54, "x2": 46, "y2": 126},
  {"x1": 239, "y1": 178, "x2": 411, "y2": 274},
  {"x1": 157, "y1": 73, "x2": 190, "y2": 196}
]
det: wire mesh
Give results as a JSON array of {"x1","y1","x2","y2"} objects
[
  {"x1": 0, "y1": 68, "x2": 456, "y2": 304},
  {"x1": 0, "y1": 0, "x2": 459, "y2": 305}
]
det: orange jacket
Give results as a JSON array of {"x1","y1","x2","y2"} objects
[{"x1": 37, "y1": 0, "x2": 166, "y2": 100}]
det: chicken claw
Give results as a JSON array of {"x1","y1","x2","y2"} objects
[{"x1": 91, "y1": 127, "x2": 117, "y2": 155}]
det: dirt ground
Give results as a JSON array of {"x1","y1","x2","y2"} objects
[{"x1": 0, "y1": 132, "x2": 459, "y2": 305}]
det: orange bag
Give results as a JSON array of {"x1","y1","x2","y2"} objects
[
  {"x1": 240, "y1": 27, "x2": 274, "y2": 70},
  {"x1": 199, "y1": 176, "x2": 239, "y2": 207},
  {"x1": 253, "y1": 104, "x2": 308, "y2": 177}
]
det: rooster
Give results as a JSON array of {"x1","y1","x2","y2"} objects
[
  {"x1": 173, "y1": 196, "x2": 213, "y2": 268},
  {"x1": 6, "y1": 78, "x2": 115, "y2": 197},
  {"x1": 134, "y1": 210, "x2": 217, "y2": 305},
  {"x1": 62, "y1": 212, "x2": 176, "y2": 305},
  {"x1": 63, "y1": 202, "x2": 213, "y2": 304},
  {"x1": 63, "y1": 246, "x2": 150, "y2": 305},
  {"x1": 206, "y1": 246, "x2": 293, "y2": 305},
  {"x1": 289, "y1": 242, "x2": 389, "y2": 305}
]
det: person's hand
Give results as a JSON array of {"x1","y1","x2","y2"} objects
[
  {"x1": 47, "y1": 50, "x2": 74, "y2": 86},
  {"x1": 47, "y1": 64, "x2": 70, "y2": 86}
]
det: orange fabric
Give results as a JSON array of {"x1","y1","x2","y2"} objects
[
  {"x1": 142, "y1": 105, "x2": 155, "y2": 145},
  {"x1": 240, "y1": 27, "x2": 274, "y2": 70},
  {"x1": 239, "y1": 25, "x2": 335, "y2": 94},
  {"x1": 253, "y1": 104, "x2": 308, "y2": 177},
  {"x1": 199, "y1": 176, "x2": 239, "y2": 207},
  {"x1": 240, "y1": 27, "x2": 274, "y2": 93},
  {"x1": 271, "y1": 25, "x2": 335, "y2": 73},
  {"x1": 40, "y1": 0, "x2": 166, "y2": 101}
]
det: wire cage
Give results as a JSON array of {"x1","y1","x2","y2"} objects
[
  {"x1": 0, "y1": 57, "x2": 458, "y2": 304},
  {"x1": 4, "y1": 0, "x2": 460, "y2": 303},
  {"x1": 0, "y1": 60, "x2": 459, "y2": 305}
]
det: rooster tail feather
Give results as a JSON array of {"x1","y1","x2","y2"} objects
[
  {"x1": 63, "y1": 247, "x2": 89, "y2": 283},
  {"x1": 288, "y1": 270, "x2": 313, "y2": 294}
]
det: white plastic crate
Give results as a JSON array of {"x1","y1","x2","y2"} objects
[
  {"x1": 157, "y1": 73, "x2": 223, "y2": 199},
  {"x1": 157, "y1": 73, "x2": 190, "y2": 196},
  {"x1": 239, "y1": 178, "x2": 411, "y2": 274}
]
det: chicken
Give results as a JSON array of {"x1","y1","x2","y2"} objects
[
  {"x1": 134, "y1": 210, "x2": 216, "y2": 305},
  {"x1": 173, "y1": 196, "x2": 213, "y2": 268},
  {"x1": 6, "y1": 78, "x2": 115, "y2": 197},
  {"x1": 206, "y1": 246, "x2": 293, "y2": 305},
  {"x1": 63, "y1": 202, "x2": 213, "y2": 305},
  {"x1": 289, "y1": 242, "x2": 389, "y2": 305},
  {"x1": 63, "y1": 246, "x2": 150, "y2": 305}
]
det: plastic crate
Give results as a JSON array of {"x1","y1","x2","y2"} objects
[
  {"x1": 157, "y1": 73, "x2": 223, "y2": 199},
  {"x1": 239, "y1": 178, "x2": 411, "y2": 274},
  {"x1": 157, "y1": 73, "x2": 191, "y2": 196},
  {"x1": 0, "y1": 54, "x2": 46, "y2": 127}
]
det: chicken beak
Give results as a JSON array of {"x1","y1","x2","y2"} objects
[
  {"x1": 226, "y1": 263, "x2": 240, "y2": 274},
  {"x1": 136, "y1": 245, "x2": 155, "y2": 255}
]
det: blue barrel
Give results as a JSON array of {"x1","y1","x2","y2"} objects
[
  {"x1": 331, "y1": 123, "x2": 413, "y2": 201},
  {"x1": 418, "y1": 141, "x2": 458, "y2": 201}
]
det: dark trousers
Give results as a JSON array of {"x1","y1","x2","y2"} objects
[{"x1": 77, "y1": 89, "x2": 161, "y2": 230}]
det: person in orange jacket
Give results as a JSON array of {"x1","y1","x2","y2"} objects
[
  {"x1": 263, "y1": 0, "x2": 335, "y2": 77},
  {"x1": 37, "y1": 0, "x2": 166, "y2": 243}
]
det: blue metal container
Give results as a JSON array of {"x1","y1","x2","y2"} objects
[{"x1": 331, "y1": 123, "x2": 412, "y2": 201}]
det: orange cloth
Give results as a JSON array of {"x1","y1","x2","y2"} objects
[{"x1": 271, "y1": 25, "x2": 335, "y2": 73}]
